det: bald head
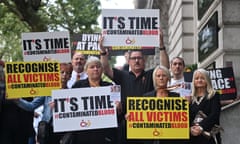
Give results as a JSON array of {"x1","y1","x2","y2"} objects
[{"x1": 71, "y1": 51, "x2": 86, "y2": 73}]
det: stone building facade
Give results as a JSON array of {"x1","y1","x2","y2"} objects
[{"x1": 134, "y1": 0, "x2": 240, "y2": 95}]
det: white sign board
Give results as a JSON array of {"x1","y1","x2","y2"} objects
[
  {"x1": 52, "y1": 86, "x2": 120, "y2": 132},
  {"x1": 102, "y1": 9, "x2": 160, "y2": 47},
  {"x1": 22, "y1": 31, "x2": 71, "y2": 62}
]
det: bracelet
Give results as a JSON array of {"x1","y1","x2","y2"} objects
[
  {"x1": 159, "y1": 46, "x2": 166, "y2": 51},
  {"x1": 100, "y1": 51, "x2": 107, "y2": 56}
]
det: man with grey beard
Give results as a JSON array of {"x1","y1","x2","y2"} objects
[{"x1": 67, "y1": 51, "x2": 88, "y2": 88}]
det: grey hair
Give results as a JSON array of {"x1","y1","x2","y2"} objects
[
  {"x1": 191, "y1": 68, "x2": 216, "y2": 102},
  {"x1": 84, "y1": 56, "x2": 103, "y2": 71},
  {"x1": 152, "y1": 65, "x2": 171, "y2": 90}
]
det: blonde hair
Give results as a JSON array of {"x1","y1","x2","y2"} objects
[
  {"x1": 191, "y1": 68, "x2": 216, "y2": 102},
  {"x1": 152, "y1": 65, "x2": 171, "y2": 90}
]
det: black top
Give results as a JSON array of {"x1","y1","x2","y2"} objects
[
  {"x1": 113, "y1": 68, "x2": 154, "y2": 97},
  {"x1": 113, "y1": 68, "x2": 154, "y2": 113},
  {"x1": 0, "y1": 98, "x2": 34, "y2": 144},
  {"x1": 112, "y1": 68, "x2": 155, "y2": 144},
  {"x1": 143, "y1": 90, "x2": 180, "y2": 97},
  {"x1": 122, "y1": 63, "x2": 129, "y2": 72},
  {"x1": 190, "y1": 92, "x2": 221, "y2": 144},
  {"x1": 72, "y1": 78, "x2": 112, "y2": 88}
]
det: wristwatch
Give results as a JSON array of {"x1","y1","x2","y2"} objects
[{"x1": 159, "y1": 46, "x2": 166, "y2": 51}]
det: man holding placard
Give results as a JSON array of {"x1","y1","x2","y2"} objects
[{"x1": 100, "y1": 30, "x2": 167, "y2": 144}]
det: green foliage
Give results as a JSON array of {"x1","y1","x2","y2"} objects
[
  {"x1": 0, "y1": 0, "x2": 101, "y2": 61},
  {"x1": 185, "y1": 64, "x2": 198, "y2": 72},
  {"x1": 0, "y1": 4, "x2": 29, "y2": 61},
  {"x1": 45, "y1": 0, "x2": 101, "y2": 34}
]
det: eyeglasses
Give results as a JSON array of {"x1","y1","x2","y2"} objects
[{"x1": 129, "y1": 56, "x2": 143, "y2": 60}]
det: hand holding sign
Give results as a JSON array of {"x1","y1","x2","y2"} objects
[{"x1": 99, "y1": 36, "x2": 108, "y2": 55}]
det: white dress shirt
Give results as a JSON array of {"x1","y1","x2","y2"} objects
[{"x1": 67, "y1": 70, "x2": 88, "y2": 88}]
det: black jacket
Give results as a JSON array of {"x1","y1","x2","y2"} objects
[{"x1": 190, "y1": 92, "x2": 221, "y2": 144}]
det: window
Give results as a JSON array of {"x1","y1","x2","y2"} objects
[
  {"x1": 198, "y1": 12, "x2": 219, "y2": 62},
  {"x1": 198, "y1": 0, "x2": 214, "y2": 20}
]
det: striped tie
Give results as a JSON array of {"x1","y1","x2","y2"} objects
[{"x1": 77, "y1": 74, "x2": 80, "y2": 80}]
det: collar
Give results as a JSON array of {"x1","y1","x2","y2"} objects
[
  {"x1": 67, "y1": 70, "x2": 88, "y2": 88},
  {"x1": 129, "y1": 70, "x2": 145, "y2": 78},
  {"x1": 170, "y1": 77, "x2": 185, "y2": 85},
  {"x1": 71, "y1": 70, "x2": 88, "y2": 79}
]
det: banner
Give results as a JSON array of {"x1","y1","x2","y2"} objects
[
  {"x1": 22, "y1": 31, "x2": 71, "y2": 62},
  {"x1": 208, "y1": 67, "x2": 237, "y2": 100},
  {"x1": 72, "y1": 33, "x2": 101, "y2": 56},
  {"x1": 127, "y1": 97, "x2": 189, "y2": 139},
  {"x1": 184, "y1": 67, "x2": 237, "y2": 100},
  {"x1": 5, "y1": 61, "x2": 61, "y2": 99},
  {"x1": 52, "y1": 86, "x2": 121, "y2": 132},
  {"x1": 101, "y1": 9, "x2": 160, "y2": 55}
]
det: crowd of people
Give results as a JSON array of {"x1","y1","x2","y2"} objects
[{"x1": 0, "y1": 30, "x2": 225, "y2": 144}]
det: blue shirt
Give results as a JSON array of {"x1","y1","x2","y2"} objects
[{"x1": 16, "y1": 96, "x2": 52, "y2": 122}]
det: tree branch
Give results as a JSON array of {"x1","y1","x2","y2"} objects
[{"x1": 1, "y1": 0, "x2": 25, "y2": 20}]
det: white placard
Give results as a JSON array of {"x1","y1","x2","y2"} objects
[
  {"x1": 102, "y1": 9, "x2": 160, "y2": 47},
  {"x1": 52, "y1": 86, "x2": 120, "y2": 132},
  {"x1": 22, "y1": 31, "x2": 71, "y2": 62}
]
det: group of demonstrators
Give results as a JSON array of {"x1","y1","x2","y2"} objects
[
  {"x1": 0, "y1": 7, "x2": 229, "y2": 144},
  {"x1": 99, "y1": 30, "x2": 222, "y2": 144},
  {"x1": 0, "y1": 31, "x2": 223, "y2": 144},
  {"x1": 0, "y1": 21, "x2": 232, "y2": 144}
]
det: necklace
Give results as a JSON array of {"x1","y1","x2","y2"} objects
[{"x1": 195, "y1": 96, "x2": 204, "y2": 105}]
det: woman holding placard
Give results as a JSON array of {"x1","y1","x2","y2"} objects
[
  {"x1": 70, "y1": 56, "x2": 121, "y2": 144},
  {"x1": 142, "y1": 65, "x2": 188, "y2": 144}
]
